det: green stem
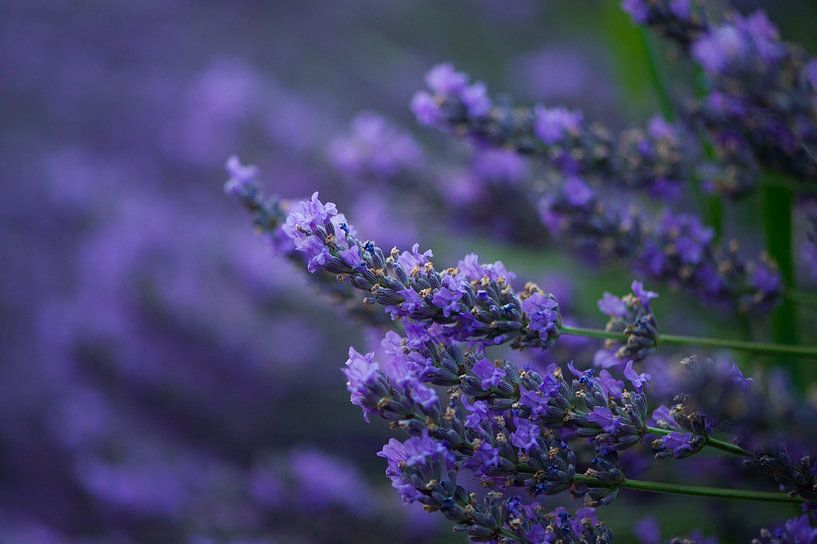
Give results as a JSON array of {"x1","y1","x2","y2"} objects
[
  {"x1": 558, "y1": 325, "x2": 817, "y2": 358},
  {"x1": 787, "y1": 289, "x2": 817, "y2": 306},
  {"x1": 762, "y1": 177, "x2": 817, "y2": 195},
  {"x1": 645, "y1": 426, "x2": 752, "y2": 457},
  {"x1": 762, "y1": 176, "x2": 798, "y2": 345},
  {"x1": 638, "y1": 27, "x2": 674, "y2": 121},
  {"x1": 573, "y1": 474, "x2": 800, "y2": 504}
]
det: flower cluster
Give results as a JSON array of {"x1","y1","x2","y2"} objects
[
  {"x1": 412, "y1": 63, "x2": 692, "y2": 200},
  {"x1": 224, "y1": 1, "x2": 817, "y2": 541},
  {"x1": 752, "y1": 514, "x2": 817, "y2": 544},
  {"x1": 540, "y1": 176, "x2": 781, "y2": 313},
  {"x1": 225, "y1": 156, "x2": 391, "y2": 325},
  {"x1": 649, "y1": 355, "x2": 817, "y2": 503},
  {"x1": 282, "y1": 191, "x2": 562, "y2": 350},
  {"x1": 595, "y1": 281, "x2": 659, "y2": 367},
  {"x1": 230, "y1": 179, "x2": 817, "y2": 541},
  {"x1": 342, "y1": 320, "x2": 653, "y2": 539},
  {"x1": 625, "y1": 2, "x2": 817, "y2": 184},
  {"x1": 621, "y1": 0, "x2": 706, "y2": 48},
  {"x1": 327, "y1": 111, "x2": 423, "y2": 182}
]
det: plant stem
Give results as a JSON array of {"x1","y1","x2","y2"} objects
[
  {"x1": 638, "y1": 27, "x2": 674, "y2": 121},
  {"x1": 573, "y1": 474, "x2": 800, "y2": 504},
  {"x1": 787, "y1": 289, "x2": 817, "y2": 306},
  {"x1": 558, "y1": 325, "x2": 817, "y2": 358},
  {"x1": 645, "y1": 426, "x2": 752, "y2": 457},
  {"x1": 762, "y1": 176, "x2": 798, "y2": 347},
  {"x1": 762, "y1": 177, "x2": 817, "y2": 195}
]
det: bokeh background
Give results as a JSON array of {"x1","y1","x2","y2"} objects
[{"x1": 2, "y1": 1, "x2": 816, "y2": 542}]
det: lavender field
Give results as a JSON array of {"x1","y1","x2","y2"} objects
[{"x1": 2, "y1": 1, "x2": 817, "y2": 542}]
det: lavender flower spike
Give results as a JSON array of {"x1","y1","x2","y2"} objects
[
  {"x1": 282, "y1": 191, "x2": 562, "y2": 349},
  {"x1": 224, "y1": 157, "x2": 389, "y2": 324},
  {"x1": 412, "y1": 63, "x2": 694, "y2": 200}
]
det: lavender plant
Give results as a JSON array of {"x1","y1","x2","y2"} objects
[
  {"x1": 224, "y1": 1, "x2": 817, "y2": 541},
  {"x1": 229, "y1": 180, "x2": 817, "y2": 540}
]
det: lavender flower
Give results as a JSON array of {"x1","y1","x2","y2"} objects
[
  {"x1": 621, "y1": 0, "x2": 706, "y2": 48},
  {"x1": 752, "y1": 514, "x2": 817, "y2": 544},
  {"x1": 541, "y1": 177, "x2": 782, "y2": 312},
  {"x1": 413, "y1": 63, "x2": 692, "y2": 199},
  {"x1": 328, "y1": 112, "x2": 423, "y2": 181},
  {"x1": 225, "y1": 158, "x2": 391, "y2": 325},
  {"x1": 280, "y1": 191, "x2": 563, "y2": 350},
  {"x1": 379, "y1": 432, "x2": 455, "y2": 504},
  {"x1": 597, "y1": 281, "x2": 659, "y2": 364},
  {"x1": 628, "y1": 4, "x2": 817, "y2": 183}
]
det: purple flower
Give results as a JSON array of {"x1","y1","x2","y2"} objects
[
  {"x1": 563, "y1": 176, "x2": 594, "y2": 207},
  {"x1": 752, "y1": 260, "x2": 781, "y2": 294},
  {"x1": 395, "y1": 288, "x2": 426, "y2": 317},
  {"x1": 431, "y1": 274, "x2": 466, "y2": 317},
  {"x1": 461, "y1": 82, "x2": 491, "y2": 117},
  {"x1": 657, "y1": 432, "x2": 695, "y2": 457},
  {"x1": 598, "y1": 293, "x2": 627, "y2": 318},
  {"x1": 778, "y1": 515, "x2": 817, "y2": 543},
  {"x1": 587, "y1": 407, "x2": 622, "y2": 434},
  {"x1": 425, "y1": 63, "x2": 468, "y2": 96},
  {"x1": 521, "y1": 291, "x2": 560, "y2": 342},
  {"x1": 519, "y1": 374, "x2": 561, "y2": 418},
  {"x1": 282, "y1": 192, "x2": 351, "y2": 273},
  {"x1": 633, "y1": 516, "x2": 661, "y2": 544},
  {"x1": 621, "y1": 0, "x2": 649, "y2": 23},
  {"x1": 342, "y1": 348, "x2": 380, "y2": 420},
  {"x1": 463, "y1": 398, "x2": 492, "y2": 430},
  {"x1": 339, "y1": 246, "x2": 364, "y2": 269},
  {"x1": 511, "y1": 417, "x2": 540, "y2": 452},
  {"x1": 624, "y1": 360, "x2": 651, "y2": 391},
  {"x1": 381, "y1": 330, "x2": 428, "y2": 381},
  {"x1": 660, "y1": 213, "x2": 713, "y2": 265},
  {"x1": 223, "y1": 155, "x2": 258, "y2": 198},
  {"x1": 472, "y1": 149, "x2": 527, "y2": 184},
  {"x1": 397, "y1": 243, "x2": 433, "y2": 272},
  {"x1": 328, "y1": 112, "x2": 423, "y2": 179},
  {"x1": 647, "y1": 116, "x2": 677, "y2": 141},
  {"x1": 411, "y1": 91, "x2": 442, "y2": 126},
  {"x1": 457, "y1": 253, "x2": 516, "y2": 283},
  {"x1": 692, "y1": 26, "x2": 747, "y2": 74},
  {"x1": 630, "y1": 281, "x2": 658, "y2": 308},
  {"x1": 378, "y1": 432, "x2": 454, "y2": 504},
  {"x1": 669, "y1": 0, "x2": 690, "y2": 21},
  {"x1": 409, "y1": 381, "x2": 438, "y2": 410},
  {"x1": 284, "y1": 191, "x2": 338, "y2": 236},
  {"x1": 597, "y1": 369, "x2": 625, "y2": 399},
  {"x1": 471, "y1": 358, "x2": 505, "y2": 390},
  {"x1": 464, "y1": 439, "x2": 500, "y2": 476},
  {"x1": 651, "y1": 405, "x2": 678, "y2": 429},
  {"x1": 534, "y1": 105, "x2": 582, "y2": 144}
]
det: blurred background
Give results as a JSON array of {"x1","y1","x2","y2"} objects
[{"x1": 1, "y1": 1, "x2": 816, "y2": 542}]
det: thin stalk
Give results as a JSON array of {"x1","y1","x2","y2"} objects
[
  {"x1": 645, "y1": 426, "x2": 752, "y2": 458},
  {"x1": 573, "y1": 474, "x2": 800, "y2": 504},
  {"x1": 638, "y1": 27, "x2": 674, "y2": 121},
  {"x1": 558, "y1": 325, "x2": 817, "y2": 358},
  {"x1": 762, "y1": 176, "x2": 798, "y2": 348}
]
